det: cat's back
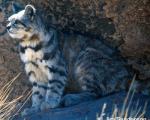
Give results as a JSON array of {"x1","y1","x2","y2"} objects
[{"x1": 59, "y1": 33, "x2": 130, "y2": 95}]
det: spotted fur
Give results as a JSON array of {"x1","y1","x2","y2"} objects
[{"x1": 7, "y1": 5, "x2": 130, "y2": 115}]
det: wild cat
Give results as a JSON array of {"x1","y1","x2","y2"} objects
[{"x1": 7, "y1": 5, "x2": 130, "y2": 115}]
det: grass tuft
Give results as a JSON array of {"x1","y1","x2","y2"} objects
[
  {"x1": 0, "y1": 73, "x2": 22, "y2": 120},
  {"x1": 97, "y1": 75, "x2": 147, "y2": 120}
]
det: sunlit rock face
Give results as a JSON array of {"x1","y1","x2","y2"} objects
[{"x1": 104, "y1": 0, "x2": 150, "y2": 93}]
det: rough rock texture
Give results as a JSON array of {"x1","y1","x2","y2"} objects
[
  {"x1": 22, "y1": 0, "x2": 115, "y2": 38},
  {"x1": 104, "y1": 0, "x2": 150, "y2": 82}
]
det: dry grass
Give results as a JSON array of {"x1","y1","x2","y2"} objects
[
  {"x1": 0, "y1": 73, "x2": 22, "y2": 120},
  {"x1": 0, "y1": 72, "x2": 147, "y2": 120},
  {"x1": 97, "y1": 75, "x2": 147, "y2": 120}
]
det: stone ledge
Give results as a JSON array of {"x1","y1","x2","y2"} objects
[{"x1": 14, "y1": 92, "x2": 150, "y2": 120}]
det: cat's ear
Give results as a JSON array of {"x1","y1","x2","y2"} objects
[
  {"x1": 12, "y1": 2, "x2": 24, "y2": 13},
  {"x1": 24, "y1": 5, "x2": 36, "y2": 21}
]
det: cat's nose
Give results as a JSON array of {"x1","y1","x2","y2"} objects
[{"x1": 6, "y1": 25, "x2": 11, "y2": 30}]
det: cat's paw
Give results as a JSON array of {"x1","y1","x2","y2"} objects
[
  {"x1": 60, "y1": 94, "x2": 80, "y2": 107},
  {"x1": 40, "y1": 97, "x2": 61, "y2": 111},
  {"x1": 21, "y1": 106, "x2": 40, "y2": 116},
  {"x1": 61, "y1": 92, "x2": 96, "y2": 107},
  {"x1": 40, "y1": 102, "x2": 51, "y2": 111}
]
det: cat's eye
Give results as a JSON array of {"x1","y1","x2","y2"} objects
[
  {"x1": 12, "y1": 19, "x2": 27, "y2": 28},
  {"x1": 14, "y1": 20, "x2": 21, "y2": 25},
  {"x1": 11, "y1": 19, "x2": 20, "y2": 28}
]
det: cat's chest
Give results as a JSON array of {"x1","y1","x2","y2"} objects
[
  {"x1": 19, "y1": 48, "x2": 50, "y2": 82},
  {"x1": 19, "y1": 47, "x2": 44, "y2": 63}
]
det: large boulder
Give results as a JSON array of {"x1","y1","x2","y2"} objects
[
  {"x1": 14, "y1": 92, "x2": 150, "y2": 120},
  {"x1": 104, "y1": 0, "x2": 150, "y2": 82}
]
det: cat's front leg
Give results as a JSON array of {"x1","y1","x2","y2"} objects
[
  {"x1": 41, "y1": 78, "x2": 66, "y2": 110},
  {"x1": 22, "y1": 82, "x2": 47, "y2": 116}
]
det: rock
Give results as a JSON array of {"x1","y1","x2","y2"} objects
[
  {"x1": 24, "y1": 0, "x2": 115, "y2": 37},
  {"x1": 14, "y1": 92, "x2": 150, "y2": 120},
  {"x1": 104, "y1": 0, "x2": 150, "y2": 82}
]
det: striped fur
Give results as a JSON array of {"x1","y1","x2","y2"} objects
[
  {"x1": 7, "y1": 5, "x2": 67, "y2": 114},
  {"x1": 7, "y1": 5, "x2": 130, "y2": 115}
]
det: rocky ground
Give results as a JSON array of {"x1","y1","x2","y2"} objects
[{"x1": 14, "y1": 92, "x2": 150, "y2": 120}]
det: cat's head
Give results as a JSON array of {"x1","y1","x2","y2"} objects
[{"x1": 7, "y1": 5, "x2": 39, "y2": 40}]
